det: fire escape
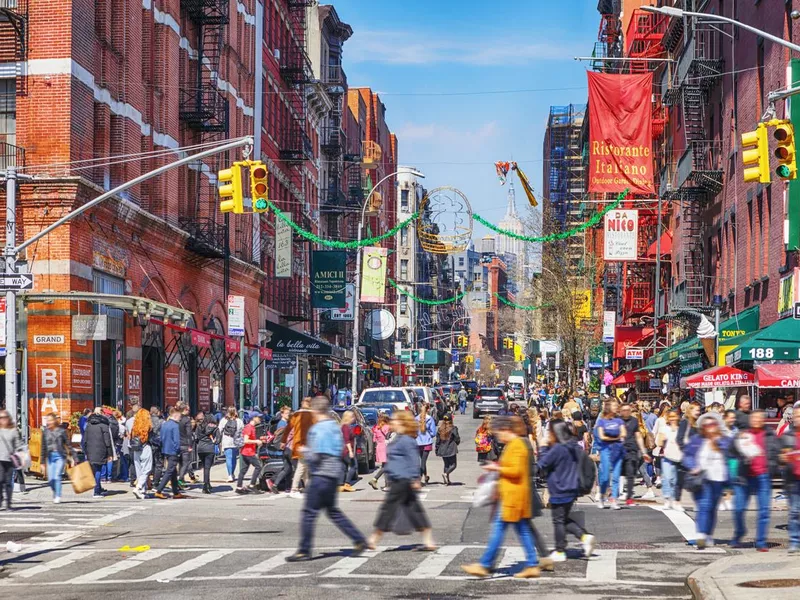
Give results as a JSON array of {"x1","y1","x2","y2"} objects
[
  {"x1": 178, "y1": 0, "x2": 230, "y2": 263},
  {"x1": 661, "y1": 14, "x2": 723, "y2": 311},
  {"x1": 0, "y1": 0, "x2": 27, "y2": 96}
]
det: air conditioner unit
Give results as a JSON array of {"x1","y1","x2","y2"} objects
[{"x1": 273, "y1": 48, "x2": 281, "y2": 61}]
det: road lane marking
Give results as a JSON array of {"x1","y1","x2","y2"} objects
[
  {"x1": 649, "y1": 505, "x2": 697, "y2": 543},
  {"x1": 146, "y1": 549, "x2": 234, "y2": 581},
  {"x1": 407, "y1": 545, "x2": 466, "y2": 578},
  {"x1": 322, "y1": 547, "x2": 386, "y2": 577},
  {"x1": 494, "y1": 546, "x2": 525, "y2": 576},
  {"x1": 236, "y1": 550, "x2": 296, "y2": 576},
  {"x1": 10, "y1": 550, "x2": 98, "y2": 578},
  {"x1": 65, "y1": 549, "x2": 170, "y2": 583},
  {"x1": 585, "y1": 549, "x2": 617, "y2": 582}
]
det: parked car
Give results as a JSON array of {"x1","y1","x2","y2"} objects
[
  {"x1": 508, "y1": 382, "x2": 525, "y2": 401},
  {"x1": 358, "y1": 387, "x2": 415, "y2": 412},
  {"x1": 473, "y1": 387, "x2": 508, "y2": 419},
  {"x1": 408, "y1": 386, "x2": 448, "y2": 420},
  {"x1": 332, "y1": 405, "x2": 376, "y2": 474}
]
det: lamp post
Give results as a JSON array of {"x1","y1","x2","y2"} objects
[{"x1": 350, "y1": 167, "x2": 424, "y2": 396}]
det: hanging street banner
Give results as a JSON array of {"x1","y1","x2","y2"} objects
[
  {"x1": 275, "y1": 212, "x2": 292, "y2": 278},
  {"x1": 360, "y1": 246, "x2": 388, "y2": 303},
  {"x1": 604, "y1": 209, "x2": 639, "y2": 260},
  {"x1": 587, "y1": 72, "x2": 655, "y2": 194},
  {"x1": 331, "y1": 283, "x2": 355, "y2": 321},
  {"x1": 602, "y1": 310, "x2": 616, "y2": 343},
  {"x1": 311, "y1": 250, "x2": 347, "y2": 309}
]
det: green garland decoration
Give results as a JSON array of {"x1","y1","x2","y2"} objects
[
  {"x1": 494, "y1": 293, "x2": 552, "y2": 311},
  {"x1": 388, "y1": 278, "x2": 467, "y2": 306},
  {"x1": 266, "y1": 199, "x2": 419, "y2": 249},
  {"x1": 472, "y1": 189, "x2": 629, "y2": 242}
]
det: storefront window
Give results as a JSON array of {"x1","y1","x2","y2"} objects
[{"x1": 93, "y1": 272, "x2": 125, "y2": 409}]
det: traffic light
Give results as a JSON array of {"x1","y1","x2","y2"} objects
[
  {"x1": 250, "y1": 161, "x2": 270, "y2": 212},
  {"x1": 218, "y1": 163, "x2": 244, "y2": 213},
  {"x1": 774, "y1": 122, "x2": 797, "y2": 181},
  {"x1": 459, "y1": 335, "x2": 468, "y2": 347},
  {"x1": 503, "y1": 337, "x2": 513, "y2": 349},
  {"x1": 741, "y1": 124, "x2": 770, "y2": 184}
]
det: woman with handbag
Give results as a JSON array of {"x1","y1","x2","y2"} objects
[
  {"x1": 0, "y1": 409, "x2": 26, "y2": 509},
  {"x1": 682, "y1": 412, "x2": 732, "y2": 549},
  {"x1": 43, "y1": 412, "x2": 73, "y2": 503},
  {"x1": 435, "y1": 415, "x2": 460, "y2": 485},
  {"x1": 656, "y1": 409, "x2": 683, "y2": 510}
]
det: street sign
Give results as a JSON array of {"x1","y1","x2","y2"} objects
[
  {"x1": 0, "y1": 273, "x2": 34, "y2": 290},
  {"x1": 227, "y1": 295, "x2": 245, "y2": 337},
  {"x1": 625, "y1": 347, "x2": 644, "y2": 360},
  {"x1": 451, "y1": 349, "x2": 459, "y2": 364},
  {"x1": 794, "y1": 301, "x2": 800, "y2": 320}
]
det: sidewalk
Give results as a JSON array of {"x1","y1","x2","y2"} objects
[{"x1": 688, "y1": 551, "x2": 800, "y2": 600}]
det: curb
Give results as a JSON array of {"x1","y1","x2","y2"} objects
[{"x1": 687, "y1": 554, "x2": 738, "y2": 600}]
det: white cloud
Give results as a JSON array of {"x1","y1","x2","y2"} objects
[{"x1": 346, "y1": 30, "x2": 577, "y2": 66}]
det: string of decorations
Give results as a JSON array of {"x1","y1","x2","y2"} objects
[
  {"x1": 494, "y1": 293, "x2": 552, "y2": 311},
  {"x1": 472, "y1": 189, "x2": 629, "y2": 242},
  {"x1": 388, "y1": 278, "x2": 468, "y2": 305},
  {"x1": 266, "y1": 199, "x2": 420, "y2": 249}
]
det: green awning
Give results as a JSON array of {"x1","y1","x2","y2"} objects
[
  {"x1": 718, "y1": 305, "x2": 760, "y2": 344},
  {"x1": 636, "y1": 356, "x2": 677, "y2": 371},
  {"x1": 725, "y1": 317, "x2": 800, "y2": 364}
]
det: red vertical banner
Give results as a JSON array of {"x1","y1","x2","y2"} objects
[{"x1": 588, "y1": 72, "x2": 655, "y2": 194}]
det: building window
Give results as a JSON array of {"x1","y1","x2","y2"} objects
[
  {"x1": 401, "y1": 228, "x2": 408, "y2": 246},
  {"x1": 400, "y1": 259, "x2": 408, "y2": 280},
  {"x1": 458, "y1": 257, "x2": 464, "y2": 266},
  {"x1": 400, "y1": 189, "x2": 409, "y2": 211},
  {"x1": 399, "y1": 294, "x2": 408, "y2": 315}
]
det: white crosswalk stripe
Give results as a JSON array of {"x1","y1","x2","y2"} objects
[{"x1": 0, "y1": 545, "x2": 720, "y2": 587}]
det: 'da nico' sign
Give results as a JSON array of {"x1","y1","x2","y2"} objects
[{"x1": 604, "y1": 209, "x2": 638, "y2": 261}]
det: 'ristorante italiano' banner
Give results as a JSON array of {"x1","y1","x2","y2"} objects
[{"x1": 588, "y1": 72, "x2": 655, "y2": 194}]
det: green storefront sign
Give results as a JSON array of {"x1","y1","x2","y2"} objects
[{"x1": 311, "y1": 250, "x2": 347, "y2": 309}]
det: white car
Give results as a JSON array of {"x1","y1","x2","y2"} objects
[{"x1": 357, "y1": 387, "x2": 415, "y2": 412}]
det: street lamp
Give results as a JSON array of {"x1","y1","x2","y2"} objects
[{"x1": 350, "y1": 167, "x2": 425, "y2": 396}]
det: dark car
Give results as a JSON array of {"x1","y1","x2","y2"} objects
[
  {"x1": 473, "y1": 387, "x2": 508, "y2": 419},
  {"x1": 461, "y1": 380, "x2": 479, "y2": 402},
  {"x1": 332, "y1": 406, "x2": 376, "y2": 474},
  {"x1": 359, "y1": 404, "x2": 396, "y2": 428}
]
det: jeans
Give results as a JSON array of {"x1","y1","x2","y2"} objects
[
  {"x1": 789, "y1": 481, "x2": 800, "y2": 549},
  {"x1": 459, "y1": 400, "x2": 466, "y2": 414},
  {"x1": 598, "y1": 446, "x2": 623, "y2": 499},
  {"x1": 733, "y1": 474, "x2": 772, "y2": 548},
  {"x1": 550, "y1": 500, "x2": 588, "y2": 552},
  {"x1": 0, "y1": 460, "x2": 13, "y2": 507},
  {"x1": 47, "y1": 452, "x2": 65, "y2": 499},
  {"x1": 443, "y1": 455, "x2": 457, "y2": 476},
  {"x1": 156, "y1": 454, "x2": 181, "y2": 494},
  {"x1": 151, "y1": 445, "x2": 163, "y2": 486},
  {"x1": 624, "y1": 456, "x2": 640, "y2": 500},
  {"x1": 115, "y1": 450, "x2": 129, "y2": 481},
  {"x1": 224, "y1": 448, "x2": 238, "y2": 478},
  {"x1": 198, "y1": 453, "x2": 215, "y2": 487},
  {"x1": 342, "y1": 457, "x2": 358, "y2": 486},
  {"x1": 695, "y1": 480, "x2": 725, "y2": 537},
  {"x1": 91, "y1": 463, "x2": 105, "y2": 495},
  {"x1": 237, "y1": 454, "x2": 262, "y2": 488},
  {"x1": 299, "y1": 475, "x2": 365, "y2": 554},
  {"x1": 178, "y1": 448, "x2": 193, "y2": 480},
  {"x1": 661, "y1": 458, "x2": 678, "y2": 500},
  {"x1": 371, "y1": 463, "x2": 386, "y2": 484},
  {"x1": 480, "y1": 509, "x2": 538, "y2": 569},
  {"x1": 133, "y1": 446, "x2": 153, "y2": 493}
]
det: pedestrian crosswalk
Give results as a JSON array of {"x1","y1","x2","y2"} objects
[{"x1": 0, "y1": 544, "x2": 723, "y2": 587}]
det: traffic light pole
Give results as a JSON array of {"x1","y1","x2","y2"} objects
[{"x1": 5, "y1": 135, "x2": 253, "y2": 430}]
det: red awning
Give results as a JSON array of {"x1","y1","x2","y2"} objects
[
  {"x1": 755, "y1": 363, "x2": 800, "y2": 388},
  {"x1": 684, "y1": 366, "x2": 755, "y2": 389},
  {"x1": 647, "y1": 230, "x2": 673, "y2": 258},
  {"x1": 613, "y1": 326, "x2": 654, "y2": 359},
  {"x1": 611, "y1": 371, "x2": 642, "y2": 386}
]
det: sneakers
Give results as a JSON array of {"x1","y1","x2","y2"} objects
[
  {"x1": 226, "y1": 476, "x2": 234, "y2": 483},
  {"x1": 625, "y1": 499, "x2": 635, "y2": 507},
  {"x1": 549, "y1": 551, "x2": 567, "y2": 563},
  {"x1": 289, "y1": 490, "x2": 303, "y2": 499},
  {"x1": 514, "y1": 566, "x2": 541, "y2": 579},
  {"x1": 460, "y1": 563, "x2": 490, "y2": 578},
  {"x1": 581, "y1": 534, "x2": 596, "y2": 558},
  {"x1": 368, "y1": 479, "x2": 379, "y2": 490},
  {"x1": 609, "y1": 500, "x2": 621, "y2": 510},
  {"x1": 285, "y1": 551, "x2": 311, "y2": 563},
  {"x1": 266, "y1": 479, "x2": 276, "y2": 493},
  {"x1": 92, "y1": 493, "x2": 103, "y2": 499},
  {"x1": 132, "y1": 489, "x2": 144, "y2": 500},
  {"x1": 53, "y1": 496, "x2": 61, "y2": 504},
  {"x1": 641, "y1": 489, "x2": 656, "y2": 500},
  {"x1": 597, "y1": 496, "x2": 606, "y2": 509},
  {"x1": 672, "y1": 503, "x2": 686, "y2": 513},
  {"x1": 663, "y1": 499, "x2": 672, "y2": 510},
  {"x1": 235, "y1": 488, "x2": 248, "y2": 495}
]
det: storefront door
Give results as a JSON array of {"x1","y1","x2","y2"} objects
[{"x1": 141, "y1": 322, "x2": 164, "y2": 410}]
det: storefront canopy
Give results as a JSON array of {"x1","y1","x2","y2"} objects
[
  {"x1": 684, "y1": 365, "x2": 754, "y2": 389},
  {"x1": 22, "y1": 291, "x2": 195, "y2": 323},
  {"x1": 754, "y1": 363, "x2": 800, "y2": 388},
  {"x1": 646, "y1": 230, "x2": 672, "y2": 258},
  {"x1": 717, "y1": 306, "x2": 760, "y2": 366},
  {"x1": 637, "y1": 356, "x2": 677, "y2": 371},
  {"x1": 611, "y1": 371, "x2": 643, "y2": 385},
  {"x1": 725, "y1": 317, "x2": 800, "y2": 365},
  {"x1": 264, "y1": 322, "x2": 333, "y2": 356}
]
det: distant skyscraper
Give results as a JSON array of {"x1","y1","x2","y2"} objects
[{"x1": 496, "y1": 183, "x2": 527, "y2": 293}]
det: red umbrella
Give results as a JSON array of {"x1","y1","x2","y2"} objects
[
  {"x1": 611, "y1": 371, "x2": 641, "y2": 386},
  {"x1": 684, "y1": 366, "x2": 754, "y2": 389}
]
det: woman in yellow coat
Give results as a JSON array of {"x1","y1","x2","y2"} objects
[{"x1": 462, "y1": 416, "x2": 540, "y2": 579}]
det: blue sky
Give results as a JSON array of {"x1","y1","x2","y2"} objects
[{"x1": 333, "y1": 0, "x2": 599, "y2": 233}]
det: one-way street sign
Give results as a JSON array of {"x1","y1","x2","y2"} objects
[{"x1": 0, "y1": 273, "x2": 34, "y2": 291}]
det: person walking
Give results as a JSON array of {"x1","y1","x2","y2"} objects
[
  {"x1": 457, "y1": 387, "x2": 468, "y2": 415},
  {"x1": 154, "y1": 407, "x2": 187, "y2": 499},
  {"x1": 682, "y1": 412, "x2": 732, "y2": 549},
  {"x1": 42, "y1": 412, "x2": 72, "y2": 504},
  {"x1": 129, "y1": 407, "x2": 153, "y2": 500},
  {"x1": 195, "y1": 416, "x2": 221, "y2": 494},
  {"x1": 286, "y1": 397, "x2": 368, "y2": 562},
  {"x1": 656, "y1": 409, "x2": 683, "y2": 510},
  {"x1": 369, "y1": 412, "x2": 392, "y2": 490},
  {"x1": 340, "y1": 410, "x2": 358, "y2": 491},
  {"x1": 416, "y1": 403, "x2": 437, "y2": 485},
  {"x1": 288, "y1": 397, "x2": 315, "y2": 497},
  {"x1": 620, "y1": 403, "x2": 653, "y2": 505},
  {"x1": 219, "y1": 406, "x2": 243, "y2": 483},
  {"x1": 461, "y1": 416, "x2": 541, "y2": 579},
  {"x1": 235, "y1": 414, "x2": 264, "y2": 494},
  {"x1": 781, "y1": 407, "x2": 800, "y2": 553},
  {"x1": 538, "y1": 419, "x2": 597, "y2": 562},
  {"x1": 475, "y1": 416, "x2": 494, "y2": 463},
  {"x1": 595, "y1": 400, "x2": 626, "y2": 509},
  {"x1": 435, "y1": 414, "x2": 460, "y2": 485},
  {"x1": 732, "y1": 410, "x2": 780, "y2": 551},
  {"x1": 367, "y1": 410, "x2": 436, "y2": 550},
  {"x1": 266, "y1": 406, "x2": 294, "y2": 493},
  {"x1": 0, "y1": 410, "x2": 24, "y2": 510},
  {"x1": 149, "y1": 407, "x2": 164, "y2": 490},
  {"x1": 84, "y1": 408, "x2": 114, "y2": 498},
  {"x1": 176, "y1": 403, "x2": 196, "y2": 486}
]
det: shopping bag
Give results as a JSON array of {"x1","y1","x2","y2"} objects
[
  {"x1": 472, "y1": 471, "x2": 498, "y2": 508},
  {"x1": 67, "y1": 461, "x2": 95, "y2": 494}
]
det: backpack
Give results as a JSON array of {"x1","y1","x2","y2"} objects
[
  {"x1": 223, "y1": 419, "x2": 238, "y2": 438},
  {"x1": 577, "y1": 447, "x2": 597, "y2": 496}
]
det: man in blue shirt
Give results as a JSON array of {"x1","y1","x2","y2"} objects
[
  {"x1": 286, "y1": 396, "x2": 367, "y2": 562},
  {"x1": 154, "y1": 407, "x2": 187, "y2": 499}
]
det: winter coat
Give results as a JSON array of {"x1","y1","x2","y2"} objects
[
  {"x1": 497, "y1": 437, "x2": 532, "y2": 522},
  {"x1": 435, "y1": 426, "x2": 460, "y2": 457},
  {"x1": 372, "y1": 424, "x2": 391, "y2": 464},
  {"x1": 83, "y1": 414, "x2": 114, "y2": 465},
  {"x1": 42, "y1": 426, "x2": 69, "y2": 458},
  {"x1": 537, "y1": 440, "x2": 581, "y2": 504},
  {"x1": 195, "y1": 422, "x2": 221, "y2": 455},
  {"x1": 179, "y1": 415, "x2": 193, "y2": 450}
]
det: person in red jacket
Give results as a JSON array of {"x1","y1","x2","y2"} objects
[{"x1": 235, "y1": 415, "x2": 264, "y2": 494}]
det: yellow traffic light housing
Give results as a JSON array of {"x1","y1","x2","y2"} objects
[
  {"x1": 741, "y1": 124, "x2": 770, "y2": 184},
  {"x1": 218, "y1": 163, "x2": 244, "y2": 214},
  {"x1": 774, "y1": 123, "x2": 797, "y2": 181},
  {"x1": 250, "y1": 161, "x2": 270, "y2": 212}
]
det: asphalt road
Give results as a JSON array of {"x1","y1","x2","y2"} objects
[{"x1": 0, "y1": 412, "x2": 788, "y2": 599}]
